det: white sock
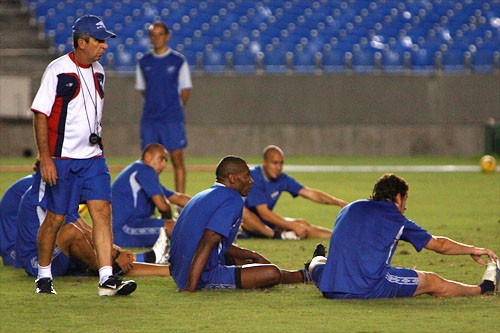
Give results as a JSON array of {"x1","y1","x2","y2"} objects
[
  {"x1": 99, "y1": 266, "x2": 113, "y2": 285},
  {"x1": 37, "y1": 264, "x2": 52, "y2": 280}
]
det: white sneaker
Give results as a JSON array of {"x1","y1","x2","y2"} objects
[
  {"x1": 152, "y1": 227, "x2": 169, "y2": 264},
  {"x1": 281, "y1": 231, "x2": 300, "y2": 240},
  {"x1": 481, "y1": 258, "x2": 500, "y2": 294}
]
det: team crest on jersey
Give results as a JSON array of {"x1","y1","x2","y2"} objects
[
  {"x1": 167, "y1": 66, "x2": 176, "y2": 74},
  {"x1": 95, "y1": 73, "x2": 105, "y2": 98}
]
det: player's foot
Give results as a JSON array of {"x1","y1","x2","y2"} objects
[
  {"x1": 35, "y1": 277, "x2": 57, "y2": 294},
  {"x1": 152, "y1": 227, "x2": 169, "y2": 264},
  {"x1": 305, "y1": 243, "x2": 326, "y2": 271},
  {"x1": 98, "y1": 275, "x2": 137, "y2": 296},
  {"x1": 281, "y1": 231, "x2": 299, "y2": 240},
  {"x1": 481, "y1": 258, "x2": 500, "y2": 295}
]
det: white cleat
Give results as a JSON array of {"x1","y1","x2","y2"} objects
[
  {"x1": 281, "y1": 230, "x2": 300, "y2": 240},
  {"x1": 481, "y1": 258, "x2": 500, "y2": 295},
  {"x1": 152, "y1": 227, "x2": 169, "y2": 264}
]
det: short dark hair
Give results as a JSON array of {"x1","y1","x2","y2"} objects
[
  {"x1": 148, "y1": 21, "x2": 169, "y2": 35},
  {"x1": 141, "y1": 143, "x2": 166, "y2": 160},
  {"x1": 73, "y1": 33, "x2": 90, "y2": 49},
  {"x1": 370, "y1": 174, "x2": 409, "y2": 203},
  {"x1": 215, "y1": 155, "x2": 247, "y2": 182}
]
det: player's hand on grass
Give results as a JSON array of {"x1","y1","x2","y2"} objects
[{"x1": 116, "y1": 250, "x2": 135, "y2": 273}]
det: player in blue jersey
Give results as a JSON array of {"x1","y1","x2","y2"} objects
[
  {"x1": 242, "y1": 145, "x2": 348, "y2": 240},
  {"x1": 169, "y1": 156, "x2": 311, "y2": 292},
  {"x1": 0, "y1": 171, "x2": 35, "y2": 266},
  {"x1": 136, "y1": 21, "x2": 193, "y2": 197},
  {"x1": 111, "y1": 143, "x2": 191, "y2": 248},
  {"x1": 16, "y1": 178, "x2": 170, "y2": 280},
  {"x1": 307, "y1": 174, "x2": 499, "y2": 299}
]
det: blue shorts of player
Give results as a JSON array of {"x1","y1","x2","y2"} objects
[
  {"x1": 47, "y1": 158, "x2": 111, "y2": 215},
  {"x1": 201, "y1": 265, "x2": 243, "y2": 290},
  {"x1": 140, "y1": 120, "x2": 187, "y2": 152},
  {"x1": 21, "y1": 247, "x2": 87, "y2": 277},
  {"x1": 311, "y1": 264, "x2": 419, "y2": 299},
  {"x1": 114, "y1": 217, "x2": 165, "y2": 248}
]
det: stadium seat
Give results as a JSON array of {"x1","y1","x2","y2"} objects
[{"x1": 28, "y1": 0, "x2": 500, "y2": 74}]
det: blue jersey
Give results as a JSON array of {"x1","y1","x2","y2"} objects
[
  {"x1": 245, "y1": 166, "x2": 304, "y2": 228},
  {"x1": 138, "y1": 50, "x2": 187, "y2": 122},
  {"x1": 169, "y1": 184, "x2": 244, "y2": 290},
  {"x1": 318, "y1": 199, "x2": 432, "y2": 294},
  {"x1": 111, "y1": 161, "x2": 174, "y2": 232},
  {"x1": 15, "y1": 176, "x2": 79, "y2": 272},
  {"x1": 0, "y1": 175, "x2": 34, "y2": 265}
]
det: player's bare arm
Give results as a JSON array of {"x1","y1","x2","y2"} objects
[
  {"x1": 298, "y1": 187, "x2": 348, "y2": 207},
  {"x1": 255, "y1": 204, "x2": 308, "y2": 237},
  {"x1": 226, "y1": 244, "x2": 271, "y2": 264},
  {"x1": 181, "y1": 229, "x2": 221, "y2": 292},
  {"x1": 151, "y1": 194, "x2": 173, "y2": 219},
  {"x1": 180, "y1": 88, "x2": 191, "y2": 106},
  {"x1": 424, "y1": 236, "x2": 498, "y2": 264},
  {"x1": 167, "y1": 192, "x2": 191, "y2": 208},
  {"x1": 34, "y1": 113, "x2": 57, "y2": 185}
]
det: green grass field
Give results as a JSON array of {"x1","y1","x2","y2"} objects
[{"x1": 0, "y1": 156, "x2": 498, "y2": 332}]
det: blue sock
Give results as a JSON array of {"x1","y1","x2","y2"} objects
[{"x1": 135, "y1": 253, "x2": 145, "y2": 263}]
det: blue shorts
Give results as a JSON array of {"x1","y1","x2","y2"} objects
[
  {"x1": 47, "y1": 158, "x2": 111, "y2": 215},
  {"x1": 141, "y1": 119, "x2": 187, "y2": 152},
  {"x1": 22, "y1": 247, "x2": 86, "y2": 277},
  {"x1": 113, "y1": 217, "x2": 165, "y2": 247},
  {"x1": 200, "y1": 265, "x2": 242, "y2": 290},
  {"x1": 313, "y1": 265, "x2": 419, "y2": 299}
]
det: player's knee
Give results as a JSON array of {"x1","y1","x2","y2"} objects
[
  {"x1": 264, "y1": 264, "x2": 282, "y2": 285},
  {"x1": 418, "y1": 271, "x2": 448, "y2": 297}
]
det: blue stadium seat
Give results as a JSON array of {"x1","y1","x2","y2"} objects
[
  {"x1": 292, "y1": 44, "x2": 317, "y2": 72},
  {"x1": 31, "y1": 0, "x2": 499, "y2": 73},
  {"x1": 202, "y1": 44, "x2": 227, "y2": 73},
  {"x1": 321, "y1": 44, "x2": 346, "y2": 72}
]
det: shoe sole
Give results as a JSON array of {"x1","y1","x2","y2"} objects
[{"x1": 99, "y1": 281, "x2": 137, "y2": 296}]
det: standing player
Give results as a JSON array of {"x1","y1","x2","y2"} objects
[
  {"x1": 135, "y1": 21, "x2": 192, "y2": 197},
  {"x1": 242, "y1": 145, "x2": 348, "y2": 240},
  {"x1": 31, "y1": 15, "x2": 136, "y2": 295},
  {"x1": 112, "y1": 143, "x2": 190, "y2": 248},
  {"x1": 169, "y1": 156, "x2": 311, "y2": 292},
  {"x1": 307, "y1": 173, "x2": 499, "y2": 299}
]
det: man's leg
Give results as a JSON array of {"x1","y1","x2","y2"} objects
[
  {"x1": 239, "y1": 264, "x2": 306, "y2": 289},
  {"x1": 37, "y1": 211, "x2": 65, "y2": 274},
  {"x1": 86, "y1": 200, "x2": 112, "y2": 270},
  {"x1": 413, "y1": 270, "x2": 481, "y2": 297},
  {"x1": 170, "y1": 149, "x2": 186, "y2": 194},
  {"x1": 288, "y1": 218, "x2": 332, "y2": 239},
  {"x1": 56, "y1": 223, "x2": 98, "y2": 270},
  {"x1": 241, "y1": 208, "x2": 275, "y2": 238},
  {"x1": 126, "y1": 263, "x2": 170, "y2": 276}
]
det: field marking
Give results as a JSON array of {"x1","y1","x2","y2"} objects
[{"x1": 1, "y1": 164, "x2": 497, "y2": 173}]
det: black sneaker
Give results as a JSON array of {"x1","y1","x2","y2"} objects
[
  {"x1": 304, "y1": 243, "x2": 327, "y2": 271},
  {"x1": 98, "y1": 275, "x2": 137, "y2": 296},
  {"x1": 35, "y1": 277, "x2": 57, "y2": 294}
]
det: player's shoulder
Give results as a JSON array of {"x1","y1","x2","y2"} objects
[{"x1": 46, "y1": 53, "x2": 73, "y2": 71}]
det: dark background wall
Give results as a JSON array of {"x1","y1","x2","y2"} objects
[{"x1": 1, "y1": 73, "x2": 498, "y2": 157}]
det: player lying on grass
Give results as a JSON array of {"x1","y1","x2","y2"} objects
[
  {"x1": 169, "y1": 156, "x2": 312, "y2": 292},
  {"x1": 306, "y1": 173, "x2": 499, "y2": 299},
  {"x1": 241, "y1": 145, "x2": 348, "y2": 240},
  {"x1": 16, "y1": 184, "x2": 171, "y2": 281}
]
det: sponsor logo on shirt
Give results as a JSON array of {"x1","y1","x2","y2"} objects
[
  {"x1": 271, "y1": 191, "x2": 279, "y2": 199},
  {"x1": 167, "y1": 66, "x2": 176, "y2": 74}
]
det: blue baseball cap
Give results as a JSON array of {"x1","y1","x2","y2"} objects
[{"x1": 73, "y1": 15, "x2": 116, "y2": 40}]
